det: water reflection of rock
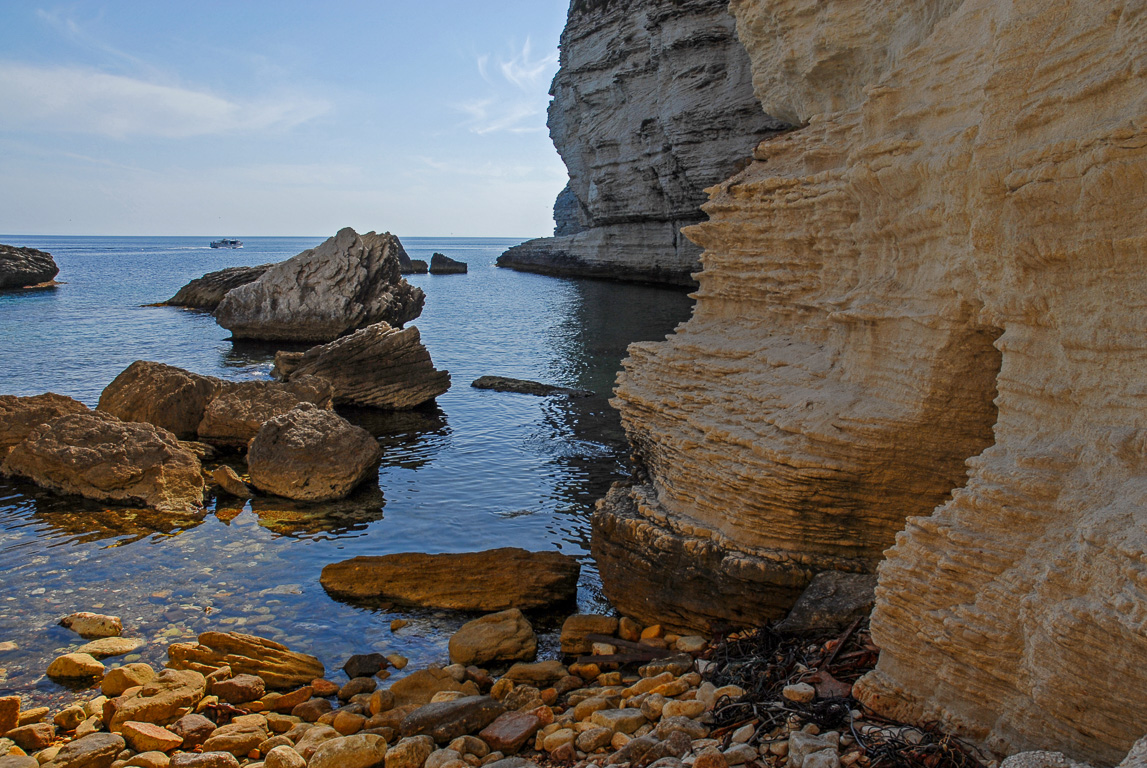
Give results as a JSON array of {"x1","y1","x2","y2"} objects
[
  {"x1": 230, "y1": 483, "x2": 388, "y2": 540},
  {"x1": 339, "y1": 405, "x2": 450, "y2": 471}
]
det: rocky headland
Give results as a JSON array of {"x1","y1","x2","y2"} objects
[
  {"x1": 0, "y1": 244, "x2": 59, "y2": 290},
  {"x1": 496, "y1": 0, "x2": 788, "y2": 285}
]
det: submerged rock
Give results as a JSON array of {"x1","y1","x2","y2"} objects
[
  {"x1": 279, "y1": 323, "x2": 450, "y2": 410},
  {"x1": 0, "y1": 244, "x2": 59, "y2": 289},
  {"x1": 164, "y1": 264, "x2": 273, "y2": 310},
  {"x1": 59, "y1": 612, "x2": 122, "y2": 638},
  {"x1": 166, "y1": 631, "x2": 324, "y2": 690},
  {"x1": 471, "y1": 376, "x2": 592, "y2": 398},
  {"x1": 0, "y1": 393, "x2": 89, "y2": 460},
  {"x1": 1, "y1": 411, "x2": 204, "y2": 513},
  {"x1": 320, "y1": 548, "x2": 580, "y2": 610},
  {"x1": 429, "y1": 253, "x2": 467, "y2": 274},
  {"x1": 215, "y1": 228, "x2": 424, "y2": 343},
  {"x1": 247, "y1": 403, "x2": 382, "y2": 502},
  {"x1": 98, "y1": 361, "x2": 228, "y2": 440}
]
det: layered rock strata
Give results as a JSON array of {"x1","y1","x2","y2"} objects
[
  {"x1": 166, "y1": 631, "x2": 324, "y2": 690},
  {"x1": 163, "y1": 265, "x2": 272, "y2": 311},
  {"x1": 215, "y1": 228, "x2": 424, "y2": 342},
  {"x1": 598, "y1": 0, "x2": 1147, "y2": 761},
  {"x1": 497, "y1": 0, "x2": 787, "y2": 285},
  {"x1": 0, "y1": 244, "x2": 59, "y2": 289}
]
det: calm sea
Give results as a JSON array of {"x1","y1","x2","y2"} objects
[{"x1": 0, "y1": 235, "x2": 694, "y2": 707}]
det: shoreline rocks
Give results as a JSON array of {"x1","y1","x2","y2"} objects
[
  {"x1": 0, "y1": 393, "x2": 89, "y2": 461},
  {"x1": 166, "y1": 631, "x2": 324, "y2": 690},
  {"x1": 0, "y1": 244, "x2": 59, "y2": 290}
]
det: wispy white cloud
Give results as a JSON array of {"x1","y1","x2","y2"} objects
[
  {"x1": 498, "y1": 38, "x2": 558, "y2": 91},
  {"x1": 457, "y1": 37, "x2": 558, "y2": 135},
  {"x1": 456, "y1": 98, "x2": 548, "y2": 135},
  {"x1": 0, "y1": 62, "x2": 329, "y2": 139}
]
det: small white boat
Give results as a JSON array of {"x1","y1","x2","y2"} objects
[{"x1": 210, "y1": 238, "x2": 243, "y2": 249}]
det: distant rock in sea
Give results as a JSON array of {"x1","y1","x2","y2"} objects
[
  {"x1": 0, "y1": 244, "x2": 59, "y2": 289},
  {"x1": 429, "y1": 253, "x2": 467, "y2": 274}
]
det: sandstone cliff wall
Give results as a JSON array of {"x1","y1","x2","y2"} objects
[
  {"x1": 498, "y1": 0, "x2": 786, "y2": 285},
  {"x1": 595, "y1": 0, "x2": 1147, "y2": 761}
]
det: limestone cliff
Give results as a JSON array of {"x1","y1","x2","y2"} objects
[
  {"x1": 595, "y1": 0, "x2": 1147, "y2": 760},
  {"x1": 497, "y1": 0, "x2": 786, "y2": 285}
]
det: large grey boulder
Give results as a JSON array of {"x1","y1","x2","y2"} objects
[
  {"x1": 0, "y1": 244, "x2": 59, "y2": 289},
  {"x1": 215, "y1": 228, "x2": 424, "y2": 342}
]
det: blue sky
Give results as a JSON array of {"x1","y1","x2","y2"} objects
[{"x1": 0, "y1": 1, "x2": 570, "y2": 237}]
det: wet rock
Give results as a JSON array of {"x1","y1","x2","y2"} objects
[
  {"x1": 76, "y1": 636, "x2": 145, "y2": 658},
  {"x1": 211, "y1": 466, "x2": 250, "y2": 498},
  {"x1": 247, "y1": 404, "x2": 381, "y2": 502},
  {"x1": 168, "y1": 632, "x2": 323, "y2": 690},
  {"x1": 47, "y1": 652, "x2": 105, "y2": 679},
  {"x1": 389, "y1": 669, "x2": 473, "y2": 708},
  {"x1": 775, "y1": 572, "x2": 878, "y2": 635},
  {"x1": 343, "y1": 654, "x2": 389, "y2": 680},
  {"x1": 107, "y1": 669, "x2": 207, "y2": 730},
  {"x1": 60, "y1": 611, "x2": 122, "y2": 638},
  {"x1": 471, "y1": 377, "x2": 592, "y2": 398},
  {"x1": 0, "y1": 393, "x2": 88, "y2": 461},
  {"x1": 121, "y1": 721, "x2": 183, "y2": 752},
  {"x1": 168, "y1": 753, "x2": 240, "y2": 768},
  {"x1": 168, "y1": 713, "x2": 215, "y2": 749},
  {"x1": 429, "y1": 254, "x2": 467, "y2": 274},
  {"x1": 321, "y1": 548, "x2": 579, "y2": 611},
  {"x1": 2, "y1": 411, "x2": 204, "y2": 513},
  {"x1": 215, "y1": 228, "x2": 424, "y2": 342},
  {"x1": 281, "y1": 323, "x2": 450, "y2": 409},
  {"x1": 502, "y1": 661, "x2": 567, "y2": 687},
  {"x1": 39, "y1": 732, "x2": 125, "y2": 768},
  {"x1": 448, "y1": 609, "x2": 536, "y2": 666},
  {"x1": 386, "y1": 735, "x2": 435, "y2": 768},
  {"x1": 98, "y1": 361, "x2": 227, "y2": 440},
  {"x1": 560, "y1": 615, "x2": 619, "y2": 655},
  {"x1": 0, "y1": 244, "x2": 58, "y2": 289},
  {"x1": 310, "y1": 733, "x2": 389, "y2": 768},
  {"x1": 211, "y1": 673, "x2": 266, "y2": 704},
  {"x1": 196, "y1": 377, "x2": 333, "y2": 448},
  {"x1": 400, "y1": 696, "x2": 505, "y2": 743},
  {"x1": 164, "y1": 264, "x2": 273, "y2": 311}
]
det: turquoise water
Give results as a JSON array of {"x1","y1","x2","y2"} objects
[{"x1": 0, "y1": 235, "x2": 694, "y2": 707}]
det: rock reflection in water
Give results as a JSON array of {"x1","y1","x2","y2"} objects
[{"x1": 241, "y1": 483, "x2": 387, "y2": 540}]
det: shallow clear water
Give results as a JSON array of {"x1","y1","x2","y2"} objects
[{"x1": 0, "y1": 235, "x2": 694, "y2": 708}]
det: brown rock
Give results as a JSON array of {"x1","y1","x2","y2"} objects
[
  {"x1": 76, "y1": 637, "x2": 145, "y2": 658},
  {"x1": 291, "y1": 697, "x2": 333, "y2": 722},
  {"x1": 502, "y1": 661, "x2": 568, "y2": 687},
  {"x1": 0, "y1": 695, "x2": 18, "y2": 736},
  {"x1": 775, "y1": 571, "x2": 878, "y2": 635},
  {"x1": 38, "y1": 732, "x2": 124, "y2": 768},
  {"x1": 164, "y1": 264, "x2": 273, "y2": 310},
  {"x1": 169, "y1": 753, "x2": 241, "y2": 768},
  {"x1": 320, "y1": 548, "x2": 579, "y2": 610},
  {"x1": 121, "y1": 721, "x2": 183, "y2": 752},
  {"x1": 166, "y1": 631, "x2": 324, "y2": 690},
  {"x1": 385, "y1": 735, "x2": 435, "y2": 768},
  {"x1": 282, "y1": 322, "x2": 450, "y2": 409},
  {"x1": 271, "y1": 685, "x2": 314, "y2": 712},
  {"x1": 215, "y1": 228, "x2": 424, "y2": 342},
  {"x1": 0, "y1": 393, "x2": 88, "y2": 461},
  {"x1": 211, "y1": 673, "x2": 266, "y2": 704},
  {"x1": 339, "y1": 676, "x2": 377, "y2": 701},
  {"x1": 211, "y1": 466, "x2": 250, "y2": 498},
  {"x1": 2, "y1": 411, "x2": 204, "y2": 513},
  {"x1": 97, "y1": 361, "x2": 226, "y2": 440},
  {"x1": 168, "y1": 713, "x2": 216, "y2": 749},
  {"x1": 399, "y1": 696, "x2": 505, "y2": 743},
  {"x1": 311, "y1": 678, "x2": 340, "y2": 697},
  {"x1": 6, "y1": 722, "x2": 54, "y2": 751},
  {"x1": 390, "y1": 669, "x2": 471, "y2": 708},
  {"x1": 559, "y1": 614, "x2": 619, "y2": 655},
  {"x1": 107, "y1": 669, "x2": 207, "y2": 730},
  {"x1": 196, "y1": 378, "x2": 332, "y2": 448},
  {"x1": 309, "y1": 733, "x2": 389, "y2": 768},
  {"x1": 46, "y1": 652, "x2": 105, "y2": 679},
  {"x1": 332, "y1": 711, "x2": 367, "y2": 735},
  {"x1": 478, "y1": 711, "x2": 541, "y2": 755},
  {"x1": 448, "y1": 609, "x2": 537, "y2": 666},
  {"x1": 246, "y1": 404, "x2": 381, "y2": 502},
  {"x1": 200, "y1": 718, "x2": 268, "y2": 756},
  {"x1": 618, "y1": 618, "x2": 642, "y2": 643}
]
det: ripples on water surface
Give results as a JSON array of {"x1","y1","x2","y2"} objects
[{"x1": 0, "y1": 235, "x2": 694, "y2": 707}]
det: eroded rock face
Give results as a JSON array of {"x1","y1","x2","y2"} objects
[
  {"x1": 281, "y1": 323, "x2": 450, "y2": 410},
  {"x1": 1, "y1": 411, "x2": 204, "y2": 513},
  {"x1": 106, "y1": 668, "x2": 206, "y2": 730},
  {"x1": 0, "y1": 393, "x2": 89, "y2": 460},
  {"x1": 602, "y1": 0, "x2": 1147, "y2": 761},
  {"x1": 215, "y1": 228, "x2": 424, "y2": 343},
  {"x1": 196, "y1": 377, "x2": 332, "y2": 447},
  {"x1": 166, "y1": 631, "x2": 324, "y2": 690},
  {"x1": 497, "y1": 0, "x2": 786, "y2": 285},
  {"x1": 247, "y1": 404, "x2": 382, "y2": 502},
  {"x1": 164, "y1": 265, "x2": 273, "y2": 310},
  {"x1": 0, "y1": 244, "x2": 59, "y2": 289},
  {"x1": 98, "y1": 361, "x2": 228, "y2": 440}
]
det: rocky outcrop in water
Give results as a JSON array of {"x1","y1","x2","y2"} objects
[
  {"x1": 214, "y1": 228, "x2": 424, "y2": 343},
  {"x1": 1, "y1": 411, "x2": 204, "y2": 513},
  {"x1": 497, "y1": 0, "x2": 786, "y2": 285},
  {"x1": 596, "y1": 0, "x2": 1147, "y2": 761},
  {"x1": 99, "y1": 361, "x2": 229, "y2": 440},
  {"x1": 0, "y1": 393, "x2": 89, "y2": 461},
  {"x1": 164, "y1": 264, "x2": 272, "y2": 310},
  {"x1": 275, "y1": 323, "x2": 450, "y2": 410},
  {"x1": 429, "y1": 254, "x2": 467, "y2": 274},
  {"x1": 196, "y1": 376, "x2": 333, "y2": 448},
  {"x1": 0, "y1": 244, "x2": 59, "y2": 289}
]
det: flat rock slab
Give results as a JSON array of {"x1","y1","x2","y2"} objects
[
  {"x1": 320, "y1": 548, "x2": 580, "y2": 610},
  {"x1": 76, "y1": 636, "x2": 146, "y2": 658},
  {"x1": 471, "y1": 376, "x2": 592, "y2": 398},
  {"x1": 400, "y1": 695, "x2": 505, "y2": 743},
  {"x1": 166, "y1": 631, "x2": 324, "y2": 690}
]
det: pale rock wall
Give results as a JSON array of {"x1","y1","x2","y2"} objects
[
  {"x1": 498, "y1": 0, "x2": 786, "y2": 285},
  {"x1": 598, "y1": 0, "x2": 1147, "y2": 761}
]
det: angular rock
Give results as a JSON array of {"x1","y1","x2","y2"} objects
[
  {"x1": 46, "y1": 652, "x2": 105, "y2": 679},
  {"x1": 164, "y1": 264, "x2": 273, "y2": 310},
  {"x1": 168, "y1": 713, "x2": 215, "y2": 749},
  {"x1": 0, "y1": 393, "x2": 89, "y2": 460},
  {"x1": 400, "y1": 696, "x2": 505, "y2": 743},
  {"x1": 196, "y1": 377, "x2": 332, "y2": 447},
  {"x1": 166, "y1": 631, "x2": 324, "y2": 690},
  {"x1": 39, "y1": 732, "x2": 124, "y2": 768},
  {"x1": 0, "y1": 244, "x2": 58, "y2": 289},
  {"x1": 560, "y1": 614, "x2": 619, "y2": 655},
  {"x1": 215, "y1": 227, "x2": 424, "y2": 342},
  {"x1": 479, "y1": 712, "x2": 541, "y2": 755},
  {"x1": 247, "y1": 404, "x2": 381, "y2": 502},
  {"x1": 0, "y1": 695, "x2": 18, "y2": 736},
  {"x1": 339, "y1": 677, "x2": 377, "y2": 701},
  {"x1": 2, "y1": 411, "x2": 204, "y2": 513},
  {"x1": 281, "y1": 323, "x2": 450, "y2": 409},
  {"x1": 76, "y1": 637, "x2": 145, "y2": 658},
  {"x1": 407, "y1": 259, "x2": 429, "y2": 274},
  {"x1": 320, "y1": 548, "x2": 579, "y2": 610},
  {"x1": 107, "y1": 668, "x2": 206, "y2": 730},
  {"x1": 59, "y1": 611, "x2": 122, "y2": 638},
  {"x1": 121, "y1": 721, "x2": 183, "y2": 752},
  {"x1": 775, "y1": 571, "x2": 878, "y2": 635},
  {"x1": 448, "y1": 609, "x2": 537, "y2": 666},
  {"x1": 310, "y1": 733, "x2": 389, "y2": 768},
  {"x1": 590, "y1": 709, "x2": 646, "y2": 734},
  {"x1": 211, "y1": 673, "x2": 266, "y2": 704},
  {"x1": 211, "y1": 466, "x2": 250, "y2": 498},
  {"x1": 471, "y1": 377, "x2": 591, "y2": 398},
  {"x1": 343, "y1": 653, "x2": 388, "y2": 680},
  {"x1": 6, "y1": 723, "x2": 53, "y2": 751},
  {"x1": 429, "y1": 254, "x2": 467, "y2": 275},
  {"x1": 98, "y1": 361, "x2": 227, "y2": 440}
]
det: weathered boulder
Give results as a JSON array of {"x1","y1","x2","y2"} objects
[
  {"x1": 775, "y1": 571, "x2": 878, "y2": 635},
  {"x1": 448, "y1": 609, "x2": 537, "y2": 666},
  {"x1": 309, "y1": 733, "x2": 388, "y2": 768},
  {"x1": 320, "y1": 548, "x2": 580, "y2": 610},
  {"x1": 47, "y1": 653, "x2": 105, "y2": 679},
  {"x1": 400, "y1": 696, "x2": 505, "y2": 743},
  {"x1": 389, "y1": 669, "x2": 475, "y2": 708},
  {"x1": 98, "y1": 361, "x2": 228, "y2": 440},
  {"x1": 164, "y1": 264, "x2": 273, "y2": 310},
  {"x1": 246, "y1": 404, "x2": 382, "y2": 501},
  {"x1": 0, "y1": 244, "x2": 58, "y2": 289},
  {"x1": 0, "y1": 393, "x2": 89, "y2": 460},
  {"x1": 280, "y1": 323, "x2": 450, "y2": 409},
  {"x1": 196, "y1": 377, "x2": 332, "y2": 447},
  {"x1": 106, "y1": 668, "x2": 206, "y2": 730},
  {"x1": 429, "y1": 253, "x2": 467, "y2": 274},
  {"x1": 1, "y1": 411, "x2": 204, "y2": 513},
  {"x1": 39, "y1": 732, "x2": 124, "y2": 768},
  {"x1": 215, "y1": 228, "x2": 424, "y2": 342},
  {"x1": 471, "y1": 377, "x2": 591, "y2": 398},
  {"x1": 166, "y1": 631, "x2": 324, "y2": 690}
]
